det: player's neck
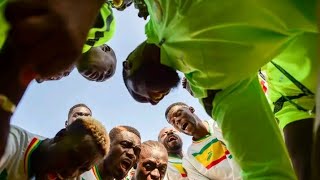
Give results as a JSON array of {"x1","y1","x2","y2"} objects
[
  {"x1": 98, "y1": 159, "x2": 114, "y2": 180},
  {"x1": 168, "y1": 151, "x2": 183, "y2": 159},
  {"x1": 192, "y1": 121, "x2": 209, "y2": 141}
]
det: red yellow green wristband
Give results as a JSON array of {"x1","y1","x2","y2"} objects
[{"x1": 0, "y1": 95, "x2": 16, "y2": 114}]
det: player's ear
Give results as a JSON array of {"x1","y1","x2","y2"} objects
[
  {"x1": 189, "y1": 106, "x2": 195, "y2": 113},
  {"x1": 123, "y1": 61, "x2": 132, "y2": 70},
  {"x1": 65, "y1": 120, "x2": 68, "y2": 127}
]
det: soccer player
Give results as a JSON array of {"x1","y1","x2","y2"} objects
[
  {"x1": 78, "y1": 125, "x2": 141, "y2": 180},
  {"x1": 132, "y1": 140, "x2": 168, "y2": 180},
  {"x1": 158, "y1": 127, "x2": 188, "y2": 180},
  {"x1": 165, "y1": 102, "x2": 240, "y2": 180},
  {"x1": 0, "y1": 0, "x2": 130, "y2": 159},
  {"x1": 123, "y1": 0, "x2": 318, "y2": 179},
  {"x1": 65, "y1": 103, "x2": 92, "y2": 127},
  {"x1": 0, "y1": 116, "x2": 109, "y2": 179}
]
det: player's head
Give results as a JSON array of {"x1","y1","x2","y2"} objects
[
  {"x1": 158, "y1": 127, "x2": 183, "y2": 154},
  {"x1": 122, "y1": 41, "x2": 180, "y2": 105},
  {"x1": 165, "y1": 102, "x2": 200, "y2": 136},
  {"x1": 77, "y1": 44, "x2": 117, "y2": 82},
  {"x1": 48, "y1": 117, "x2": 109, "y2": 179},
  {"x1": 133, "y1": 0, "x2": 149, "y2": 19},
  {"x1": 35, "y1": 65, "x2": 74, "y2": 83},
  {"x1": 104, "y1": 125, "x2": 142, "y2": 179},
  {"x1": 135, "y1": 140, "x2": 168, "y2": 180},
  {"x1": 66, "y1": 103, "x2": 92, "y2": 127}
]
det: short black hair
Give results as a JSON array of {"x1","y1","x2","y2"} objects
[
  {"x1": 122, "y1": 42, "x2": 180, "y2": 103},
  {"x1": 164, "y1": 102, "x2": 189, "y2": 119},
  {"x1": 109, "y1": 125, "x2": 141, "y2": 142},
  {"x1": 68, "y1": 103, "x2": 92, "y2": 118}
]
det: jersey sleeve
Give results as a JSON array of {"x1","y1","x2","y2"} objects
[
  {"x1": 82, "y1": 2, "x2": 116, "y2": 53},
  {"x1": 0, "y1": 0, "x2": 9, "y2": 50}
]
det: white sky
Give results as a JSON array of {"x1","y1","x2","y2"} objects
[{"x1": 11, "y1": 6, "x2": 212, "y2": 151}]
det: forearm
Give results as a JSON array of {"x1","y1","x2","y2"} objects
[{"x1": 0, "y1": 44, "x2": 28, "y2": 159}]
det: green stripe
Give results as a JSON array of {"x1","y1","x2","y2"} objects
[
  {"x1": 168, "y1": 161, "x2": 182, "y2": 164},
  {"x1": 27, "y1": 140, "x2": 42, "y2": 177},
  {"x1": 95, "y1": 165, "x2": 103, "y2": 180},
  {"x1": 192, "y1": 138, "x2": 218, "y2": 157}
]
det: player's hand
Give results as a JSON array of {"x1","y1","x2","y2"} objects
[
  {"x1": 182, "y1": 77, "x2": 194, "y2": 96},
  {"x1": 4, "y1": 0, "x2": 104, "y2": 81},
  {"x1": 133, "y1": 0, "x2": 149, "y2": 20}
]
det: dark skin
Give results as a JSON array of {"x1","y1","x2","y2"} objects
[
  {"x1": 0, "y1": 0, "x2": 105, "y2": 159},
  {"x1": 65, "y1": 106, "x2": 92, "y2": 127},
  {"x1": 158, "y1": 127, "x2": 183, "y2": 158},
  {"x1": 133, "y1": 0, "x2": 149, "y2": 19},
  {"x1": 182, "y1": 77, "x2": 194, "y2": 97},
  {"x1": 133, "y1": 145, "x2": 168, "y2": 180},
  {"x1": 283, "y1": 118, "x2": 314, "y2": 180},
  {"x1": 36, "y1": 44, "x2": 117, "y2": 83},
  {"x1": 166, "y1": 105, "x2": 209, "y2": 140},
  {"x1": 123, "y1": 41, "x2": 180, "y2": 105},
  {"x1": 0, "y1": 0, "x2": 130, "y2": 159},
  {"x1": 30, "y1": 129, "x2": 103, "y2": 179},
  {"x1": 77, "y1": 44, "x2": 117, "y2": 82},
  {"x1": 98, "y1": 129, "x2": 141, "y2": 180}
]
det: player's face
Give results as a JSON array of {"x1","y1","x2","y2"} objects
[
  {"x1": 159, "y1": 128, "x2": 183, "y2": 153},
  {"x1": 135, "y1": 148, "x2": 168, "y2": 180},
  {"x1": 123, "y1": 42, "x2": 179, "y2": 105},
  {"x1": 126, "y1": 79, "x2": 170, "y2": 105},
  {"x1": 35, "y1": 66, "x2": 74, "y2": 83},
  {"x1": 67, "y1": 107, "x2": 92, "y2": 125},
  {"x1": 166, "y1": 106, "x2": 197, "y2": 136},
  {"x1": 107, "y1": 130, "x2": 141, "y2": 179},
  {"x1": 48, "y1": 134, "x2": 102, "y2": 179}
]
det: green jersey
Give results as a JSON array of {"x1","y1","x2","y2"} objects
[
  {"x1": 82, "y1": 2, "x2": 116, "y2": 53},
  {"x1": 0, "y1": 1, "x2": 115, "y2": 52},
  {"x1": 0, "y1": 0, "x2": 8, "y2": 49},
  {"x1": 144, "y1": 0, "x2": 317, "y2": 98},
  {"x1": 143, "y1": 0, "x2": 318, "y2": 179}
]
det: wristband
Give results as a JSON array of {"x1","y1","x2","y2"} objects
[
  {"x1": 0, "y1": 94, "x2": 16, "y2": 114},
  {"x1": 110, "y1": 0, "x2": 124, "y2": 8}
]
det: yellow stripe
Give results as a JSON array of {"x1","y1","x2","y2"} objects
[
  {"x1": 92, "y1": 165, "x2": 102, "y2": 180},
  {"x1": 193, "y1": 140, "x2": 228, "y2": 168},
  {"x1": 172, "y1": 163, "x2": 187, "y2": 177},
  {"x1": 24, "y1": 138, "x2": 41, "y2": 177}
]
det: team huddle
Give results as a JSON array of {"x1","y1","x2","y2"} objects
[{"x1": 0, "y1": 0, "x2": 319, "y2": 179}]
